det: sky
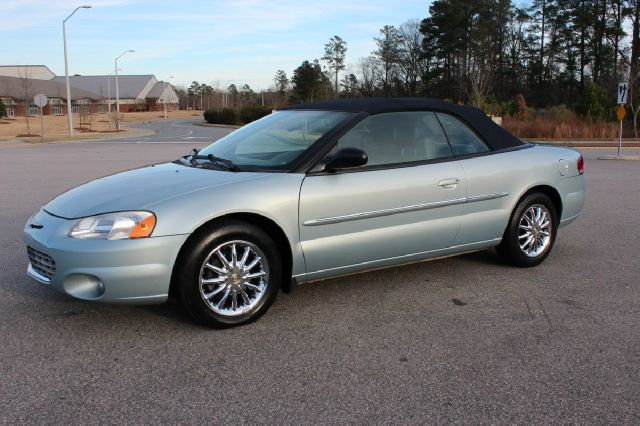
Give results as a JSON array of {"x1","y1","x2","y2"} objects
[{"x1": 0, "y1": 0, "x2": 429, "y2": 90}]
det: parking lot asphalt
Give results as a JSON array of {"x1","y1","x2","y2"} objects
[{"x1": 1, "y1": 134, "x2": 639, "y2": 423}]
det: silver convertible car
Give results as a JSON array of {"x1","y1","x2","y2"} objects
[{"x1": 24, "y1": 98, "x2": 585, "y2": 327}]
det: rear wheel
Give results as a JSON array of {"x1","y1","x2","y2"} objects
[
  {"x1": 497, "y1": 193, "x2": 558, "y2": 267},
  {"x1": 178, "y1": 220, "x2": 281, "y2": 328}
]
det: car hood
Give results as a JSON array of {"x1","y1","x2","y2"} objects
[{"x1": 44, "y1": 162, "x2": 268, "y2": 219}]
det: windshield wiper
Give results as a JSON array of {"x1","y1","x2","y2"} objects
[
  {"x1": 192, "y1": 153, "x2": 241, "y2": 172},
  {"x1": 175, "y1": 148, "x2": 199, "y2": 165}
]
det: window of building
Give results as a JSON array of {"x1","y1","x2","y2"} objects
[
  {"x1": 1, "y1": 98, "x2": 14, "y2": 118},
  {"x1": 49, "y1": 98, "x2": 62, "y2": 115},
  {"x1": 27, "y1": 105, "x2": 38, "y2": 116}
]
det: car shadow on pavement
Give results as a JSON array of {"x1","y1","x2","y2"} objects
[
  {"x1": 455, "y1": 249, "x2": 505, "y2": 266},
  {"x1": 137, "y1": 299, "x2": 195, "y2": 325}
]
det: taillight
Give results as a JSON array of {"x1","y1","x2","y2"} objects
[{"x1": 577, "y1": 155, "x2": 584, "y2": 175}]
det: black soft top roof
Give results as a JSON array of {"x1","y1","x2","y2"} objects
[{"x1": 283, "y1": 97, "x2": 525, "y2": 151}]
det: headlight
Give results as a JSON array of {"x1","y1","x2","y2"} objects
[{"x1": 69, "y1": 211, "x2": 156, "y2": 240}]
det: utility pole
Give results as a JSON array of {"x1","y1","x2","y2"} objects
[
  {"x1": 163, "y1": 75, "x2": 174, "y2": 120},
  {"x1": 62, "y1": 5, "x2": 91, "y2": 137},
  {"x1": 114, "y1": 49, "x2": 134, "y2": 130}
]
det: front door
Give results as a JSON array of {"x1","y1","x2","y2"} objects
[
  {"x1": 434, "y1": 112, "x2": 513, "y2": 246},
  {"x1": 299, "y1": 111, "x2": 467, "y2": 279}
]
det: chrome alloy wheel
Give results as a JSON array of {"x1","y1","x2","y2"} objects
[
  {"x1": 199, "y1": 240, "x2": 269, "y2": 316},
  {"x1": 518, "y1": 204, "x2": 552, "y2": 257}
]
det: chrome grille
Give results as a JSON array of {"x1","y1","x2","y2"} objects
[{"x1": 27, "y1": 246, "x2": 56, "y2": 280}]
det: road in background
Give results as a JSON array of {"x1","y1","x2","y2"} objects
[
  {"x1": 0, "y1": 134, "x2": 639, "y2": 423},
  {"x1": 108, "y1": 118, "x2": 233, "y2": 145}
]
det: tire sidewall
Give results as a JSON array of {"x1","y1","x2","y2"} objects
[
  {"x1": 179, "y1": 220, "x2": 282, "y2": 328},
  {"x1": 503, "y1": 193, "x2": 558, "y2": 267}
]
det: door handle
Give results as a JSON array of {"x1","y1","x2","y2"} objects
[{"x1": 438, "y1": 178, "x2": 459, "y2": 189}]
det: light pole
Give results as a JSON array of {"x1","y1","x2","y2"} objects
[
  {"x1": 106, "y1": 68, "x2": 120, "y2": 130},
  {"x1": 63, "y1": 5, "x2": 91, "y2": 137},
  {"x1": 114, "y1": 49, "x2": 134, "y2": 130},
  {"x1": 163, "y1": 75, "x2": 174, "y2": 120}
]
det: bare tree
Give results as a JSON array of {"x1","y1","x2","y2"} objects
[
  {"x1": 358, "y1": 56, "x2": 382, "y2": 97},
  {"x1": 398, "y1": 19, "x2": 425, "y2": 96},
  {"x1": 17, "y1": 66, "x2": 34, "y2": 135},
  {"x1": 373, "y1": 25, "x2": 403, "y2": 96},
  {"x1": 467, "y1": 56, "x2": 495, "y2": 108}
]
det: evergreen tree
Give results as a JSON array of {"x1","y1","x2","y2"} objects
[
  {"x1": 291, "y1": 60, "x2": 325, "y2": 103},
  {"x1": 322, "y1": 36, "x2": 348, "y2": 96}
]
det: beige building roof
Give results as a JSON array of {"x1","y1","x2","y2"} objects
[
  {"x1": 0, "y1": 76, "x2": 99, "y2": 101},
  {"x1": 0, "y1": 65, "x2": 56, "y2": 80},
  {"x1": 146, "y1": 81, "x2": 179, "y2": 103},
  {"x1": 52, "y1": 75, "x2": 157, "y2": 99}
]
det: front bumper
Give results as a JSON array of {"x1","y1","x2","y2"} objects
[{"x1": 23, "y1": 209, "x2": 188, "y2": 304}]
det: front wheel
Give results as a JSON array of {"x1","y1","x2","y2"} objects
[
  {"x1": 497, "y1": 193, "x2": 558, "y2": 267},
  {"x1": 178, "y1": 220, "x2": 281, "y2": 328}
]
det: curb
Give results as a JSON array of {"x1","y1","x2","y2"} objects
[
  {"x1": 9, "y1": 128, "x2": 158, "y2": 145},
  {"x1": 597, "y1": 155, "x2": 640, "y2": 161},
  {"x1": 193, "y1": 122, "x2": 242, "y2": 129}
]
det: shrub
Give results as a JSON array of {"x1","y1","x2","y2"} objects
[
  {"x1": 0, "y1": 101, "x2": 6, "y2": 118},
  {"x1": 238, "y1": 106, "x2": 271, "y2": 124},
  {"x1": 203, "y1": 108, "x2": 237, "y2": 125}
]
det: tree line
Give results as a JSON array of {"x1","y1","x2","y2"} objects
[{"x1": 178, "y1": 0, "x2": 640, "y2": 133}]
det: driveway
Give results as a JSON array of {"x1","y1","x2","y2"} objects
[{"x1": 0, "y1": 133, "x2": 638, "y2": 423}]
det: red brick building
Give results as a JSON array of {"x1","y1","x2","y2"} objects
[{"x1": 0, "y1": 65, "x2": 179, "y2": 117}]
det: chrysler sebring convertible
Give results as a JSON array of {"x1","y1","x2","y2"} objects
[{"x1": 24, "y1": 98, "x2": 585, "y2": 327}]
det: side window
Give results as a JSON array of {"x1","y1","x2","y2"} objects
[
  {"x1": 336, "y1": 111, "x2": 452, "y2": 167},
  {"x1": 436, "y1": 113, "x2": 490, "y2": 156}
]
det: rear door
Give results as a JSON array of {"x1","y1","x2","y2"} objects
[{"x1": 298, "y1": 111, "x2": 468, "y2": 278}]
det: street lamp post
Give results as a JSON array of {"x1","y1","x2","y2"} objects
[
  {"x1": 63, "y1": 5, "x2": 91, "y2": 137},
  {"x1": 114, "y1": 49, "x2": 134, "y2": 130},
  {"x1": 163, "y1": 75, "x2": 174, "y2": 120},
  {"x1": 106, "y1": 68, "x2": 120, "y2": 130}
]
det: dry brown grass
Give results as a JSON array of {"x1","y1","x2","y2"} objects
[
  {"x1": 503, "y1": 115, "x2": 621, "y2": 140},
  {"x1": 0, "y1": 110, "x2": 204, "y2": 141}
]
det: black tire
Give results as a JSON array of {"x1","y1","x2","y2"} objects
[
  {"x1": 497, "y1": 192, "x2": 558, "y2": 267},
  {"x1": 178, "y1": 220, "x2": 281, "y2": 328}
]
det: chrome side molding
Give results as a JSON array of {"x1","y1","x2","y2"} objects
[{"x1": 303, "y1": 192, "x2": 508, "y2": 226}]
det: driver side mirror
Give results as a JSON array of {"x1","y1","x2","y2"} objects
[{"x1": 324, "y1": 148, "x2": 368, "y2": 172}]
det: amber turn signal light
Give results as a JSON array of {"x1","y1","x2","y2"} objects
[{"x1": 129, "y1": 215, "x2": 156, "y2": 238}]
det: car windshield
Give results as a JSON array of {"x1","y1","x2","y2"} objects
[{"x1": 195, "y1": 110, "x2": 354, "y2": 171}]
